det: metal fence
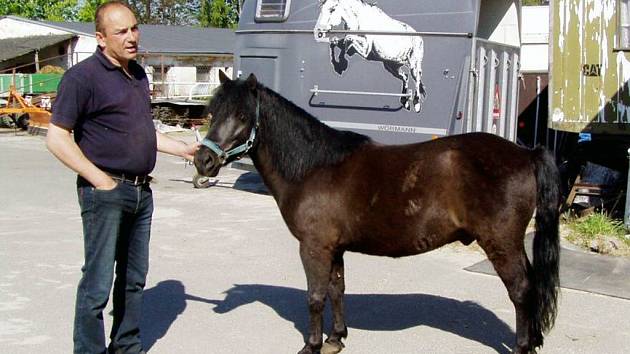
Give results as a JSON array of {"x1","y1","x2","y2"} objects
[
  {"x1": 1, "y1": 54, "x2": 226, "y2": 106},
  {"x1": 468, "y1": 39, "x2": 520, "y2": 142},
  {"x1": 149, "y1": 81, "x2": 220, "y2": 102}
]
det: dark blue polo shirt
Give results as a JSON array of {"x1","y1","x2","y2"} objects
[{"x1": 51, "y1": 48, "x2": 157, "y2": 176}]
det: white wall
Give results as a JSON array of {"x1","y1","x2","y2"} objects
[
  {"x1": 0, "y1": 17, "x2": 97, "y2": 67},
  {"x1": 480, "y1": 0, "x2": 521, "y2": 47},
  {"x1": 520, "y1": 6, "x2": 549, "y2": 73},
  {"x1": 72, "y1": 37, "x2": 98, "y2": 63},
  {"x1": 0, "y1": 17, "x2": 67, "y2": 37}
]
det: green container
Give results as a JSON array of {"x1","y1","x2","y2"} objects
[
  {"x1": 0, "y1": 73, "x2": 62, "y2": 95},
  {"x1": 0, "y1": 74, "x2": 18, "y2": 94},
  {"x1": 27, "y1": 74, "x2": 62, "y2": 94}
]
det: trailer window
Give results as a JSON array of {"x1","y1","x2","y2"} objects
[
  {"x1": 255, "y1": 0, "x2": 291, "y2": 22},
  {"x1": 620, "y1": 0, "x2": 630, "y2": 49}
]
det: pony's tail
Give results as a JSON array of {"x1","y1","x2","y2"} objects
[{"x1": 531, "y1": 146, "x2": 561, "y2": 339}]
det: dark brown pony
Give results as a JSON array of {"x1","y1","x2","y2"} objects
[{"x1": 194, "y1": 72, "x2": 560, "y2": 354}]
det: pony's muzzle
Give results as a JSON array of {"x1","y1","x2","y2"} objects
[{"x1": 194, "y1": 146, "x2": 221, "y2": 177}]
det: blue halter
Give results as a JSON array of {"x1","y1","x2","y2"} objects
[{"x1": 200, "y1": 97, "x2": 260, "y2": 165}]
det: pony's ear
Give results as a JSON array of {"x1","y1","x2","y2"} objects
[
  {"x1": 218, "y1": 70, "x2": 230, "y2": 84},
  {"x1": 245, "y1": 73, "x2": 258, "y2": 90}
]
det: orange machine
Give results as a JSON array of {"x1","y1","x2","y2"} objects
[{"x1": 0, "y1": 85, "x2": 51, "y2": 134}]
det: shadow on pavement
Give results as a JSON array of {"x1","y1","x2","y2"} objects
[
  {"x1": 233, "y1": 172, "x2": 268, "y2": 194},
  {"x1": 141, "y1": 280, "x2": 212, "y2": 351},
  {"x1": 466, "y1": 233, "x2": 630, "y2": 300},
  {"x1": 199, "y1": 283, "x2": 514, "y2": 353}
]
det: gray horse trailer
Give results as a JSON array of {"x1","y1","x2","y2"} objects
[{"x1": 234, "y1": 0, "x2": 521, "y2": 144}]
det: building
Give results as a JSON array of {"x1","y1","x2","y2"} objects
[
  {"x1": 0, "y1": 16, "x2": 235, "y2": 100},
  {"x1": 517, "y1": 5, "x2": 550, "y2": 148}
]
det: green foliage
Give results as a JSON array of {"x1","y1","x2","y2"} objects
[
  {"x1": 522, "y1": 0, "x2": 546, "y2": 6},
  {"x1": 0, "y1": 0, "x2": 240, "y2": 26},
  {"x1": 0, "y1": 0, "x2": 78, "y2": 21},
  {"x1": 127, "y1": 0, "x2": 200, "y2": 26},
  {"x1": 570, "y1": 212, "x2": 625, "y2": 237},
  {"x1": 564, "y1": 211, "x2": 630, "y2": 253},
  {"x1": 76, "y1": 0, "x2": 108, "y2": 22},
  {"x1": 198, "y1": 0, "x2": 240, "y2": 29}
]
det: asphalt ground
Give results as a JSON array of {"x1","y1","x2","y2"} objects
[{"x1": 1, "y1": 131, "x2": 629, "y2": 354}]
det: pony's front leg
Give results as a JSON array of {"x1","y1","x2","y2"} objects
[
  {"x1": 411, "y1": 67, "x2": 426, "y2": 113},
  {"x1": 329, "y1": 41, "x2": 349, "y2": 75},
  {"x1": 322, "y1": 252, "x2": 347, "y2": 354},
  {"x1": 345, "y1": 35, "x2": 371, "y2": 58},
  {"x1": 298, "y1": 243, "x2": 333, "y2": 354}
]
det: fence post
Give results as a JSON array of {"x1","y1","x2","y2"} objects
[{"x1": 625, "y1": 148, "x2": 630, "y2": 229}]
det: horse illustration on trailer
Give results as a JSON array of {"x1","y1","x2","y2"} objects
[{"x1": 314, "y1": 0, "x2": 427, "y2": 113}]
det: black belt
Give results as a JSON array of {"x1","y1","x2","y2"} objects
[{"x1": 105, "y1": 171, "x2": 152, "y2": 185}]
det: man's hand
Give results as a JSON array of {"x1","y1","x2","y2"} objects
[
  {"x1": 156, "y1": 131, "x2": 200, "y2": 161},
  {"x1": 181, "y1": 141, "x2": 201, "y2": 162},
  {"x1": 95, "y1": 178, "x2": 118, "y2": 191}
]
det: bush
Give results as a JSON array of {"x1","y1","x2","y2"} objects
[
  {"x1": 38, "y1": 65, "x2": 65, "y2": 74},
  {"x1": 564, "y1": 211, "x2": 630, "y2": 255}
]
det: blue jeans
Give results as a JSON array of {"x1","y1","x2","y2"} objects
[{"x1": 74, "y1": 177, "x2": 153, "y2": 354}]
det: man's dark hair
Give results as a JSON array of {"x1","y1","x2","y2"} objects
[{"x1": 95, "y1": 1, "x2": 134, "y2": 34}]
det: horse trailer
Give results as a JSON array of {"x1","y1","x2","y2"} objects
[{"x1": 232, "y1": 0, "x2": 522, "y2": 144}]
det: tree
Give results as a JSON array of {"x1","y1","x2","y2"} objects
[
  {"x1": 198, "y1": 0, "x2": 240, "y2": 29},
  {"x1": 0, "y1": 0, "x2": 78, "y2": 21},
  {"x1": 76, "y1": 0, "x2": 108, "y2": 22},
  {"x1": 126, "y1": 0, "x2": 200, "y2": 25},
  {"x1": 0, "y1": 0, "x2": 241, "y2": 26},
  {"x1": 522, "y1": 0, "x2": 547, "y2": 5}
]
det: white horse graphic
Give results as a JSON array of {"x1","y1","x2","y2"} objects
[{"x1": 314, "y1": 0, "x2": 426, "y2": 113}]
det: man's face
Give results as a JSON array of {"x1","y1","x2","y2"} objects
[{"x1": 96, "y1": 5, "x2": 139, "y2": 67}]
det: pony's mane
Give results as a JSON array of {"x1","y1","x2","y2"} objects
[{"x1": 255, "y1": 83, "x2": 371, "y2": 182}]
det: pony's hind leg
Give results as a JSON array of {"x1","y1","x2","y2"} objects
[
  {"x1": 409, "y1": 38, "x2": 426, "y2": 112},
  {"x1": 483, "y1": 243, "x2": 539, "y2": 354},
  {"x1": 383, "y1": 62, "x2": 410, "y2": 109},
  {"x1": 298, "y1": 243, "x2": 334, "y2": 354},
  {"x1": 322, "y1": 252, "x2": 347, "y2": 354},
  {"x1": 409, "y1": 66, "x2": 425, "y2": 113}
]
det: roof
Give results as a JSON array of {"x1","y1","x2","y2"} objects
[
  {"x1": 0, "y1": 34, "x2": 76, "y2": 62},
  {"x1": 136, "y1": 24, "x2": 235, "y2": 55},
  {"x1": 1, "y1": 16, "x2": 235, "y2": 55}
]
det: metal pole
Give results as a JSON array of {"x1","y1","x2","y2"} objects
[
  {"x1": 625, "y1": 148, "x2": 630, "y2": 229},
  {"x1": 34, "y1": 50, "x2": 40, "y2": 72},
  {"x1": 161, "y1": 55, "x2": 165, "y2": 99},
  {"x1": 534, "y1": 75, "x2": 541, "y2": 147}
]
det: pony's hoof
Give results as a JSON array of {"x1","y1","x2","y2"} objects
[
  {"x1": 297, "y1": 345, "x2": 314, "y2": 354},
  {"x1": 321, "y1": 340, "x2": 344, "y2": 354},
  {"x1": 511, "y1": 346, "x2": 536, "y2": 354}
]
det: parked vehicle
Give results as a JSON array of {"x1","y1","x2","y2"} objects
[
  {"x1": 233, "y1": 0, "x2": 522, "y2": 144},
  {"x1": 548, "y1": 0, "x2": 630, "y2": 218},
  {"x1": 549, "y1": 0, "x2": 630, "y2": 170}
]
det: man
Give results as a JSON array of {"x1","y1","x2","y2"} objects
[{"x1": 46, "y1": 2, "x2": 198, "y2": 353}]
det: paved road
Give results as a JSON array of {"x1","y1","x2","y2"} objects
[{"x1": 1, "y1": 132, "x2": 629, "y2": 354}]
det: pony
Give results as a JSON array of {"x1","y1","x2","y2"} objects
[
  {"x1": 314, "y1": 0, "x2": 427, "y2": 113},
  {"x1": 194, "y1": 72, "x2": 560, "y2": 354}
]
